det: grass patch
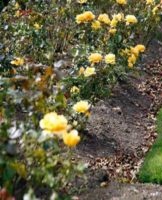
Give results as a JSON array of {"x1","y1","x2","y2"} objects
[{"x1": 138, "y1": 108, "x2": 162, "y2": 184}]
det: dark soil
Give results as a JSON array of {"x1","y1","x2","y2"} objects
[
  {"x1": 81, "y1": 182, "x2": 162, "y2": 200},
  {"x1": 74, "y1": 27, "x2": 162, "y2": 199}
]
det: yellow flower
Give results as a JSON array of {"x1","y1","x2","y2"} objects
[
  {"x1": 40, "y1": 112, "x2": 68, "y2": 134},
  {"x1": 113, "y1": 13, "x2": 124, "y2": 22},
  {"x1": 110, "y1": 13, "x2": 124, "y2": 27},
  {"x1": 109, "y1": 28, "x2": 117, "y2": 35},
  {"x1": 128, "y1": 54, "x2": 137, "y2": 68},
  {"x1": 63, "y1": 130, "x2": 80, "y2": 148},
  {"x1": 135, "y1": 44, "x2": 145, "y2": 53},
  {"x1": 130, "y1": 47, "x2": 139, "y2": 57},
  {"x1": 130, "y1": 44, "x2": 145, "y2": 57},
  {"x1": 98, "y1": 14, "x2": 110, "y2": 25},
  {"x1": 70, "y1": 86, "x2": 80, "y2": 94},
  {"x1": 73, "y1": 100, "x2": 90, "y2": 113},
  {"x1": 34, "y1": 23, "x2": 42, "y2": 30},
  {"x1": 78, "y1": 67, "x2": 85, "y2": 75},
  {"x1": 15, "y1": 10, "x2": 21, "y2": 17},
  {"x1": 125, "y1": 15, "x2": 138, "y2": 25},
  {"x1": 105, "y1": 53, "x2": 116, "y2": 64},
  {"x1": 76, "y1": 14, "x2": 85, "y2": 24},
  {"x1": 84, "y1": 67, "x2": 96, "y2": 77},
  {"x1": 11, "y1": 57, "x2": 24, "y2": 66},
  {"x1": 116, "y1": 0, "x2": 127, "y2": 5},
  {"x1": 128, "y1": 62, "x2": 134, "y2": 68},
  {"x1": 146, "y1": 0, "x2": 154, "y2": 5},
  {"x1": 77, "y1": 0, "x2": 87, "y2": 3},
  {"x1": 152, "y1": 6, "x2": 158, "y2": 15},
  {"x1": 15, "y1": 2, "x2": 20, "y2": 9},
  {"x1": 110, "y1": 18, "x2": 118, "y2": 27},
  {"x1": 91, "y1": 20, "x2": 101, "y2": 30},
  {"x1": 88, "y1": 53, "x2": 103, "y2": 63},
  {"x1": 76, "y1": 11, "x2": 95, "y2": 24}
]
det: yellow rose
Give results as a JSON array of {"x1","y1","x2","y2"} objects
[
  {"x1": 11, "y1": 57, "x2": 24, "y2": 66},
  {"x1": 88, "y1": 53, "x2": 103, "y2": 63},
  {"x1": 128, "y1": 54, "x2": 137, "y2": 68},
  {"x1": 98, "y1": 14, "x2": 110, "y2": 25},
  {"x1": 135, "y1": 44, "x2": 145, "y2": 53},
  {"x1": 77, "y1": 0, "x2": 87, "y2": 4},
  {"x1": 116, "y1": 0, "x2": 127, "y2": 5},
  {"x1": 130, "y1": 47, "x2": 139, "y2": 57},
  {"x1": 84, "y1": 67, "x2": 96, "y2": 77},
  {"x1": 76, "y1": 14, "x2": 85, "y2": 24},
  {"x1": 110, "y1": 13, "x2": 124, "y2": 27},
  {"x1": 105, "y1": 53, "x2": 116, "y2": 64},
  {"x1": 109, "y1": 28, "x2": 117, "y2": 35},
  {"x1": 78, "y1": 67, "x2": 85, "y2": 75},
  {"x1": 125, "y1": 15, "x2": 138, "y2": 25},
  {"x1": 40, "y1": 112, "x2": 68, "y2": 134},
  {"x1": 63, "y1": 130, "x2": 80, "y2": 147},
  {"x1": 34, "y1": 23, "x2": 42, "y2": 30},
  {"x1": 73, "y1": 100, "x2": 90, "y2": 113},
  {"x1": 152, "y1": 6, "x2": 158, "y2": 15},
  {"x1": 15, "y1": 10, "x2": 21, "y2": 17},
  {"x1": 15, "y1": 2, "x2": 20, "y2": 9},
  {"x1": 146, "y1": 0, "x2": 154, "y2": 5},
  {"x1": 110, "y1": 18, "x2": 118, "y2": 27},
  {"x1": 113, "y1": 13, "x2": 124, "y2": 22},
  {"x1": 76, "y1": 11, "x2": 95, "y2": 24},
  {"x1": 91, "y1": 20, "x2": 101, "y2": 30},
  {"x1": 70, "y1": 86, "x2": 80, "y2": 94}
]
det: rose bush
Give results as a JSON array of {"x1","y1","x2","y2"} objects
[{"x1": 0, "y1": 0, "x2": 161, "y2": 198}]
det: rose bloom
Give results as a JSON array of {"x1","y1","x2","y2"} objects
[
  {"x1": 128, "y1": 54, "x2": 137, "y2": 68},
  {"x1": 73, "y1": 100, "x2": 90, "y2": 113},
  {"x1": 40, "y1": 112, "x2": 68, "y2": 134},
  {"x1": 63, "y1": 130, "x2": 80, "y2": 147},
  {"x1": 15, "y1": 10, "x2": 21, "y2": 17},
  {"x1": 116, "y1": 0, "x2": 127, "y2": 5},
  {"x1": 125, "y1": 15, "x2": 138, "y2": 25},
  {"x1": 70, "y1": 86, "x2": 80, "y2": 94},
  {"x1": 11, "y1": 57, "x2": 24, "y2": 66},
  {"x1": 109, "y1": 28, "x2": 117, "y2": 35},
  {"x1": 135, "y1": 44, "x2": 145, "y2": 53},
  {"x1": 78, "y1": 67, "x2": 85, "y2": 75},
  {"x1": 105, "y1": 53, "x2": 116, "y2": 64},
  {"x1": 91, "y1": 20, "x2": 101, "y2": 30},
  {"x1": 110, "y1": 18, "x2": 118, "y2": 27},
  {"x1": 76, "y1": 11, "x2": 95, "y2": 24},
  {"x1": 113, "y1": 13, "x2": 124, "y2": 22},
  {"x1": 88, "y1": 53, "x2": 103, "y2": 63},
  {"x1": 34, "y1": 23, "x2": 42, "y2": 30},
  {"x1": 146, "y1": 0, "x2": 154, "y2": 5},
  {"x1": 84, "y1": 67, "x2": 96, "y2": 77},
  {"x1": 131, "y1": 44, "x2": 145, "y2": 57},
  {"x1": 15, "y1": 2, "x2": 20, "y2": 9},
  {"x1": 77, "y1": 0, "x2": 87, "y2": 4},
  {"x1": 98, "y1": 14, "x2": 110, "y2": 25},
  {"x1": 130, "y1": 47, "x2": 140, "y2": 57}
]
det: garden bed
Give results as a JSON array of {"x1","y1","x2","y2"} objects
[{"x1": 73, "y1": 36, "x2": 162, "y2": 198}]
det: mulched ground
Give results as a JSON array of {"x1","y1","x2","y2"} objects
[
  {"x1": 81, "y1": 182, "x2": 162, "y2": 200},
  {"x1": 73, "y1": 36, "x2": 162, "y2": 199}
]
